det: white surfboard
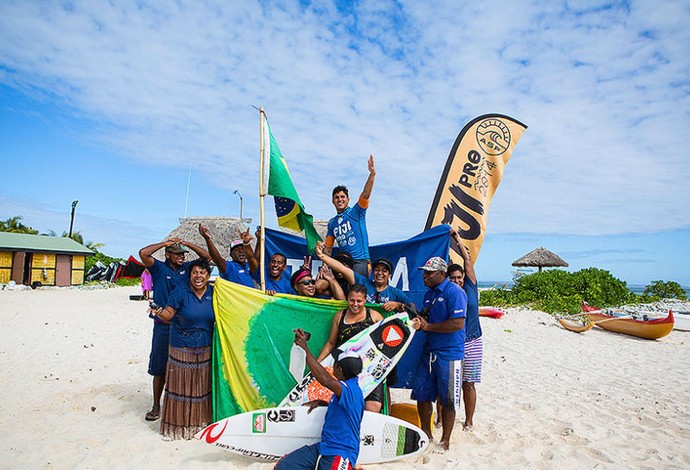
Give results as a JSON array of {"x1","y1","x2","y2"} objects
[
  {"x1": 196, "y1": 407, "x2": 428, "y2": 464},
  {"x1": 279, "y1": 311, "x2": 415, "y2": 407}
]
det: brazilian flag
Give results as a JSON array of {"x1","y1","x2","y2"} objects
[
  {"x1": 211, "y1": 278, "x2": 347, "y2": 420},
  {"x1": 265, "y1": 120, "x2": 322, "y2": 253}
]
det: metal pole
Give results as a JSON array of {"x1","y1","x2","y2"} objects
[
  {"x1": 68, "y1": 200, "x2": 78, "y2": 238},
  {"x1": 233, "y1": 190, "x2": 243, "y2": 221}
]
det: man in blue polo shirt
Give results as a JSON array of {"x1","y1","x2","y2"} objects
[
  {"x1": 244, "y1": 226, "x2": 294, "y2": 294},
  {"x1": 199, "y1": 224, "x2": 254, "y2": 288},
  {"x1": 411, "y1": 256, "x2": 467, "y2": 452},
  {"x1": 315, "y1": 241, "x2": 410, "y2": 312},
  {"x1": 275, "y1": 329, "x2": 364, "y2": 470},
  {"x1": 325, "y1": 155, "x2": 376, "y2": 277},
  {"x1": 139, "y1": 238, "x2": 210, "y2": 422}
]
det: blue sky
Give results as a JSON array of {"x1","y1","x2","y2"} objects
[{"x1": 1, "y1": 0, "x2": 688, "y2": 287}]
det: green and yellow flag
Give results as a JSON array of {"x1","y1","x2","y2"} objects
[
  {"x1": 212, "y1": 278, "x2": 347, "y2": 420},
  {"x1": 262, "y1": 119, "x2": 322, "y2": 253}
]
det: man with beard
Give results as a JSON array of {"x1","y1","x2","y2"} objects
[
  {"x1": 199, "y1": 224, "x2": 254, "y2": 288},
  {"x1": 139, "y1": 237, "x2": 211, "y2": 422},
  {"x1": 324, "y1": 155, "x2": 376, "y2": 277}
]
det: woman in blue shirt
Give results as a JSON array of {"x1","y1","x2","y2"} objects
[{"x1": 155, "y1": 258, "x2": 215, "y2": 440}]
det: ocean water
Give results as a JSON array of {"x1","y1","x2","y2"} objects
[{"x1": 479, "y1": 281, "x2": 690, "y2": 297}]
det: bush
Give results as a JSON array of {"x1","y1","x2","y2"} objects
[
  {"x1": 85, "y1": 251, "x2": 122, "y2": 273},
  {"x1": 478, "y1": 268, "x2": 637, "y2": 314},
  {"x1": 643, "y1": 280, "x2": 687, "y2": 300}
]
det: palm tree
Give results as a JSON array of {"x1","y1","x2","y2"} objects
[{"x1": 0, "y1": 216, "x2": 39, "y2": 234}]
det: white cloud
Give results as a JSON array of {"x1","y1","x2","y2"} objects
[{"x1": 0, "y1": 0, "x2": 689, "y2": 251}]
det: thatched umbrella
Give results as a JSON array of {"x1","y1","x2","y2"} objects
[{"x1": 511, "y1": 247, "x2": 568, "y2": 273}]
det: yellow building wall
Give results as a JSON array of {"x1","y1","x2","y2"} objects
[
  {"x1": 32, "y1": 268, "x2": 56, "y2": 285},
  {"x1": 71, "y1": 270, "x2": 84, "y2": 285},
  {"x1": 72, "y1": 256, "x2": 85, "y2": 270},
  {"x1": 0, "y1": 251, "x2": 11, "y2": 283},
  {"x1": 33, "y1": 253, "x2": 56, "y2": 269}
]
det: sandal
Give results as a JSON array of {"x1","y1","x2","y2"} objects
[{"x1": 145, "y1": 409, "x2": 160, "y2": 421}]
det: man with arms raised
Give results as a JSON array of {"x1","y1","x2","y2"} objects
[
  {"x1": 199, "y1": 224, "x2": 254, "y2": 288},
  {"x1": 411, "y1": 256, "x2": 467, "y2": 452},
  {"x1": 275, "y1": 329, "x2": 364, "y2": 470},
  {"x1": 325, "y1": 155, "x2": 376, "y2": 276},
  {"x1": 139, "y1": 238, "x2": 210, "y2": 422},
  {"x1": 243, "y1": 226, "x2": 294, "y2": 294}
]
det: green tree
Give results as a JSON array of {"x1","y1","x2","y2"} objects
[
  {"x1": 643, "y1": 280, "x2": 687, "y2": 300},
  {"x1": 0, "y1": 216, "x2": 39, "y2": 234}
]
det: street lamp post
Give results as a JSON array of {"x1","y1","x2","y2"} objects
[
  {"x1": 233, "y1": 190, "x2": 243, "y2": 221},
  {"x1": 68, "y1": 200, "x2": 78, "y2": 238}
]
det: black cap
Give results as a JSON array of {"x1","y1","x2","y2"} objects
[
  {"x1": 372, "y1": 257, "x2": 393, "y2": 273},
  {"x1": 166, "y1": 243, "x2": 188, "y2": 254},
  {"x1": 331, "y1": 348, "x2": 363, "y2": 380}
]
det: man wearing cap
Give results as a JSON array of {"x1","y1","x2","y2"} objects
[
  {"x1": 199, "y1": 225, "x2": 254, "y2": 288},
  {"x1": 139, "y1": 238, "x2": 211, "y2": 422},
  {"x1": 411, "y1": 256, "x2": 467, "y2": 452},
  {"x1": 275, "y1": 329, "x2": 364, "y2": 470},
  {"x1": 315, "y1": 241, "x2": 410, "y2": 312},
  {"x1": 324, "y1": 155, "x2": 376, "y2": 277}
]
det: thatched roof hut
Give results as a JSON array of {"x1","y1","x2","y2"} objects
[
  {"x1": 511, "y1": 247, "x2": 568, "y2": 272},
  {"x1": 154, "y1": 216, "x2": 329, "y2": 263}
]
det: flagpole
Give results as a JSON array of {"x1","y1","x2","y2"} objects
[{"x1": 259, "y1": 107, "x2": 266, "y2": 291}]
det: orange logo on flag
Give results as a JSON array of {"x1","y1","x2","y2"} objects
[{"x1": 382, "y1": 324, "x2": 404, "y2": 347}]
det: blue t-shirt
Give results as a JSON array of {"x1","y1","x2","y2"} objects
[
  {"x1": 220, "y1": 260, "x2": 254, "y2": 287},
  {"x1": 148, "y1": 259, "x2": 193, "y2": 324},
  {"x1": 354, "y1": 273, "x2": 411, "y2": 305},
  {"x1": 318, "y1": 377, "x2": 364, "y2": 464},
  {"x1": 251, "y1": 269, "x2": 295, "y2": 294},
  {"x1": 327, "y1": 202, "x2": 370, "y2": 261},
  {"x1": 422, "y1": 278, "x2": 467, "y2": 360},
  {"x1": 463, "y1": 278, "x2": 482, "y2": 341},
  {"x1": 166, "y1": 284, "x2": 215, "y2": 348}
]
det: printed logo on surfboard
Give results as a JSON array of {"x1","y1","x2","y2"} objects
[
  {"x1": 267, "y1": 409, "x2": 295, "y2": 423},
  {"x1": 197, "y1": 420, "x2": 228, "y2": 443},
  {"x1": 370, "y1": 318, "x2": 410, "y2": 358},
  {"x1": 252, "y1": 413, "x2": 267, "y2": 433}
]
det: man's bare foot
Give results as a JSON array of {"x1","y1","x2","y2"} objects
[
  {"x1": 429, "y1": 441, "x2": 449, "y2": 454},
  {"x1": 463, "y1": 422, "x2": 474, "y2": 431}
]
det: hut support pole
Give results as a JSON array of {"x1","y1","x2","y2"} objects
[{"x1": 258, "y1": 108, "x2": 266, "y2": 291}]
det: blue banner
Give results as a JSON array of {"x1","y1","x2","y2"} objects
[{"x1": 262, "y1": 224, "x2": 451, "y2": 388}]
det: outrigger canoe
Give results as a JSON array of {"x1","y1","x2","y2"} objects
[
  {"x1": 558, "y1": 317, "x2": 594, "y2": 333},
  {"x1": 581, "y1": 301, "x2": 674, "y2": 340},
  {"x1": 479, "y1": 307, "x2": 505, "y2": 319}
]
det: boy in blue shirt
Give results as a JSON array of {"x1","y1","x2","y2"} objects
[{"x1": 275, "y1": 330, "x2": 364, "y2": 469}]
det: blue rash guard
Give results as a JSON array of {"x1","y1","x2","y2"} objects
[
  {"x1": 318, "y1": 377, "x2": 364, "y2": 464},
  {"x1": 422, "y1": 278, "x2": 467, "y2": 360},
  {"x1": 220, "y1": 260, "x2": 254, "y2": 287},
  {"x1": 326, "y1": 199, "x2": 370, "y2": 261},
  {"x1": 166, "y1": 284, "x2": 215, "y2": 348},
  {"x1": 354, "y1": 272, "x2": 411, "y2": 305},
  {"x1": 463, "y1": 278, "x2": 482, "y2": 341}
]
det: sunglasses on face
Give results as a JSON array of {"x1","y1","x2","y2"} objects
[{"x1": 298, "y1": 279, "x2": 316, "y2": 286}]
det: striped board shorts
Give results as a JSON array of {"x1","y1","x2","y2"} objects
[{"x1": 461, "y1": 337, "x2": 483, "y2": 383}]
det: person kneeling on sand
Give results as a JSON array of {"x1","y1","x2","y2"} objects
[{"x1": 274, "y1": 329, "x2": 364, "y2": 470}]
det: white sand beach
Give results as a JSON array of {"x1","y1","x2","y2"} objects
[{"x1": 1, "y1": 286, "x2": 689, "y2": 469}]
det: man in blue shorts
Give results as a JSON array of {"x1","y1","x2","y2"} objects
[
  {"x1": 139, "y1": 238, "x2": 210, "y2": 422},
  {"x1": 325, "y1": 155, "x2": 376, "y2": 277},
  {"x1": 411, "y1": 256, "x2": 467, "y2": 452},
  {"x1": 275, "y1": 329, "x2": 364, "y2": 470},
  {"x1": 199, "y1": 224, "x2": 254, "y2": 287}
]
